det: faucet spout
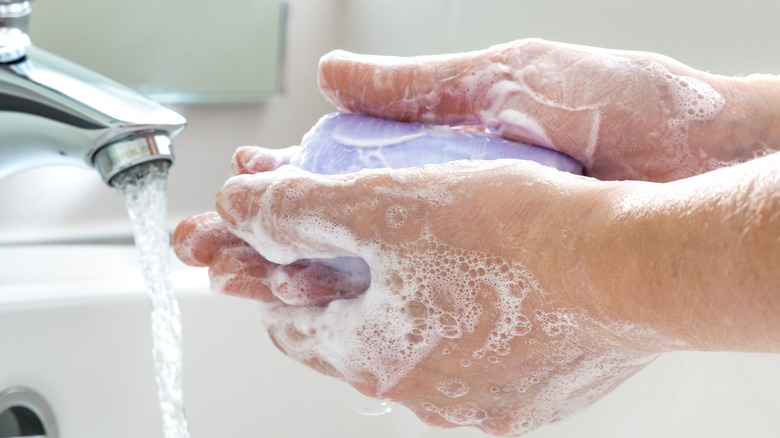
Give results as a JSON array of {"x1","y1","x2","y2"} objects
[{"x1": 0, "y1": 1, "x2": 186, "y2": 186}]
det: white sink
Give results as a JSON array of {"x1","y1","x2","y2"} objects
[{"x1": 1, "y1": 245, "x2": 778, "y2": 438}]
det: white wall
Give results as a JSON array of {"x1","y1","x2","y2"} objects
[
  {"x1": 338, "y1": 0, "x2": 780, "y2": 75},
  {"x1": 2, "y1": 0, "x2": 780, "y2": 242}
]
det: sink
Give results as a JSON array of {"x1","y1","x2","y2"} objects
[{"x1": 1, "y1": 245, "x2": 778, "y2": 438}]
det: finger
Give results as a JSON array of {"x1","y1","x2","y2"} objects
[
  {"x1": 175, "y1": 207, "x2": 368, "y2": 305},
  {"x1": 173, "y1": 212, "x2": 278, "y2": 302},
  {"x1": 230, "y1": 145, "x2": 301, "y2": 176},
  {"x1": 208, "y1": 239, "x2": 369, "y2": 306},
  {"x1": 215, "y1": 166, "x2": 403, "y2": 265},
  {"x1": 209, "y1": 244, "x2": 278, "y2": 301},
  {"x1": 173, "y1": 212, "x2": 245, "y2": 267},
  {"x1": 272, "y1": 258, "x2": 370, "y2": 306},
  {"x1": 318, "y1": 48, "x2": 495, "y2": 125},
  {"x1": 214, "y1": 160, "x2": 529, "y2": 265}
]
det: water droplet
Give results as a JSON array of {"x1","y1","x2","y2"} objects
[{"x1": 340, "y1": 384, "x2": 395, "y2": 416}]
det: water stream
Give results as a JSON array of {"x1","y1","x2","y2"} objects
[{"x1": 115, "y1": 161, "x2": 190, "y2": 438}]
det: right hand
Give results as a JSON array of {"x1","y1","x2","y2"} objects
[{"x1": 318, "y1": 39, "x2": 780, "y2": 182}]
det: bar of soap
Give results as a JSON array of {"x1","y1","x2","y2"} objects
[{"x1": 291, "y1": 112, "x2": 583, "y2": 174}]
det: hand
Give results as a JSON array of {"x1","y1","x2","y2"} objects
[
  {"x1": 318, "y1": 39, "x2": 780, "y2": 182},
  {"x1": 173, "y1": 147, "x2": 680, "y2": 436}
]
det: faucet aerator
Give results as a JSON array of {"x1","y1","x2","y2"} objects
[{"x1": 93, "y1": 134, "x2": 175, "y2": 187}]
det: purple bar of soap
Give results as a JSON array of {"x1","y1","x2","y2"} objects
[{"x1": 291, "y1": 112, "x2": 582, "y2": 175}]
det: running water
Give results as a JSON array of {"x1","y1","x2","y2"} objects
[{"x1": 115, "y1": 161, "x2": 190, "y2": 438}]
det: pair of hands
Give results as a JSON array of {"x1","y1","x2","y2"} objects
[{"x1": 173, "y1": 39, "x2": 779, "y2": 435}]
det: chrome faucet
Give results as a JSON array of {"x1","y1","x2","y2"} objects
[{"x1": 0, "y1": 0, "x2": 186, "y2": 186}]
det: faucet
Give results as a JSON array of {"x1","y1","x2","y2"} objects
[{"x1": 0, "y1": 0, "x2": 186, "y2": 186}]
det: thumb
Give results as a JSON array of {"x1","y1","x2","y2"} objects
[{"x1": 215, "y1": 167, "x2": 376, "y2": 265}]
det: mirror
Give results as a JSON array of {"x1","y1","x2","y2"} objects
[{"x1": 29, "y1": 0, "x2": 286, "y2": 103}]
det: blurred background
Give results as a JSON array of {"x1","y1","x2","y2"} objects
[{"x1": 1, "y1": 0, "x2": 779, "y2": 243}]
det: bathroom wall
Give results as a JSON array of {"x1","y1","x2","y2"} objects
[
  {"x1": 1, "y1": 0, "x2": 779, "y2": 243},
  {"x1": 338, "y1": 0, "x2": 780, "y2": 74}
]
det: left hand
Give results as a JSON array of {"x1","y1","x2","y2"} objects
[{"x1": 318, "y1": 39, "x2": 780, "y2": 182}]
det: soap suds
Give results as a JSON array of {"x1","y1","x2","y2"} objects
[
  {"x1": 436, "y1": 378, "x2": 470, "y2": 398},
  {"x1": 255, "y1": 226, "x2": 540, "y2": 394}
]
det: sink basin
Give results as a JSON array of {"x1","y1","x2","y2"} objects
[{"x1": 1, "y1": 245, "x2": 778, "y2": 438}]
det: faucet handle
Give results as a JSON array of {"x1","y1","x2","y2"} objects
[{"x1": 0, "y1": 0, "x2": 30, "y2": 63}]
